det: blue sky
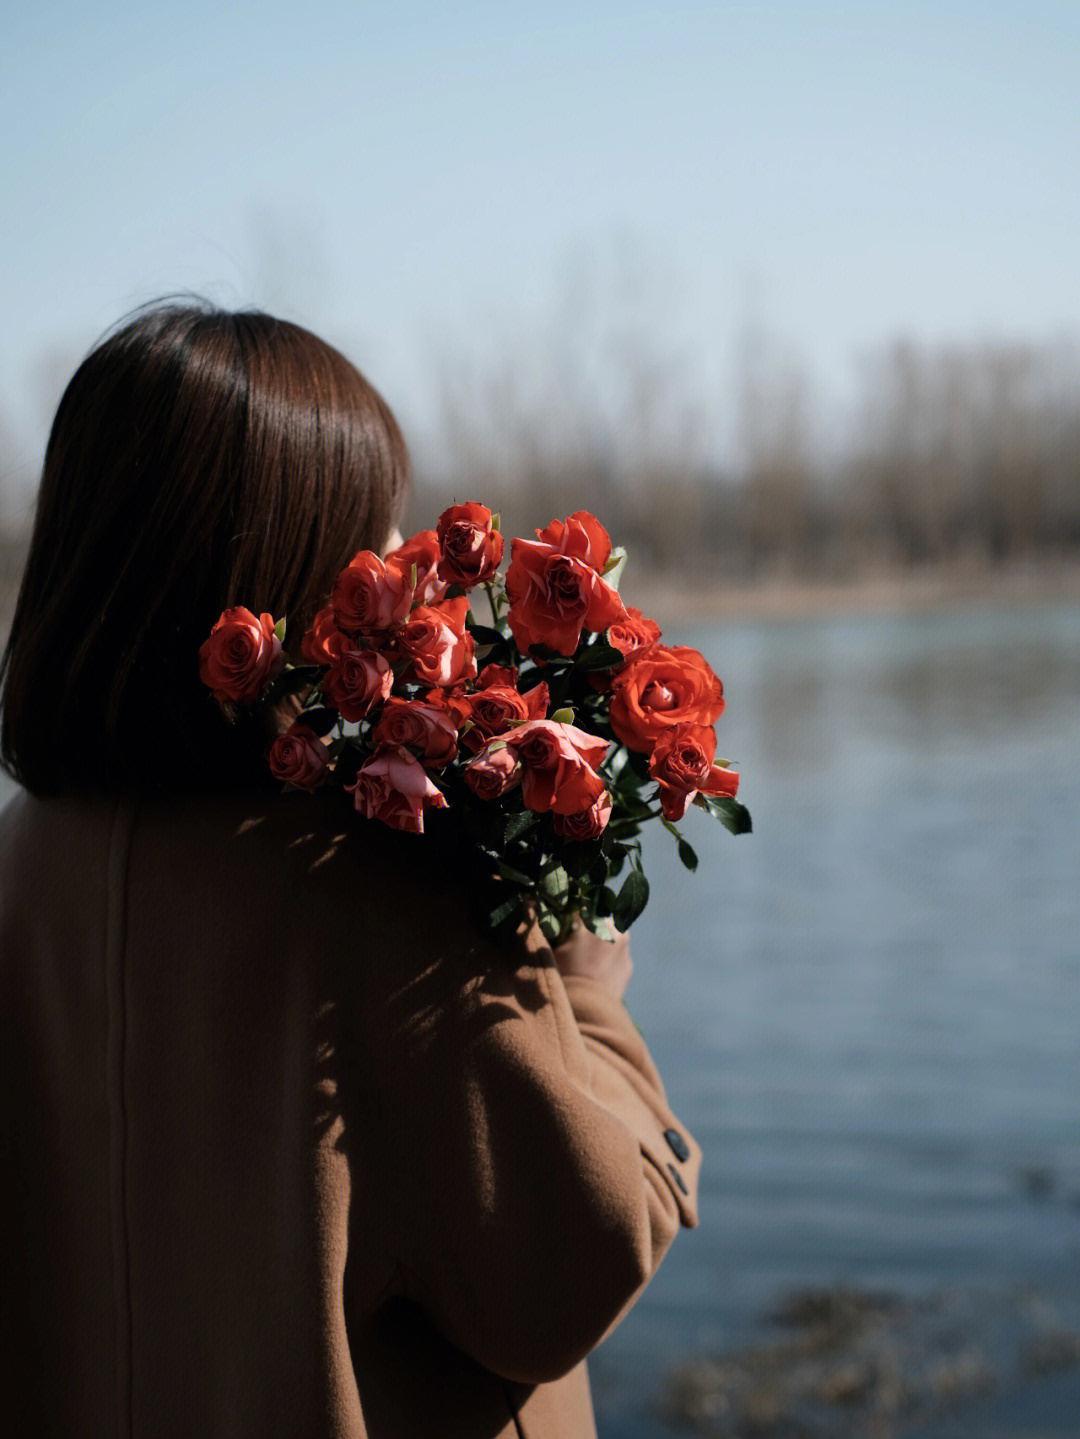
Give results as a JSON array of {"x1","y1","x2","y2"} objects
[{"x1": 2, "y1": 0, "x2": 1078, "y2": 507}]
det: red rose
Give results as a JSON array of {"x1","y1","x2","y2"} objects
[
  {"x1": 331, "y1": 551, "x2": 413, "y2": 636},
  {"x1": 198, "y1": 607, "x2": 284, "y2": 704},
  {"x1": 505, "y1": 540, "x2": 626, "y2": 657},
  {"x1": 267, "y1": 722, "x2": 329, "y2": 792},
  {"x1": 322, "y1": 644, "x2": 393, "y2": 721},
  {"x1": 384, "y1": 529, "x2": 448, "y2": 606},
  {"x1": 345, "y1": 745, "x2": 448, "y2": 834},
  {"x1": 551, "y1": 790, "x2": 613, "y2": 840},
  {"x1": 589, "y1": 606, "x2": 663, "y2": 694},
  {"x1": 648, "y1": 722, "x2": 740, "y2": 821},
  {"x1": 300, "y1": 605, "x2": 348, "y2": 665},
  {"x1": 500, "y1": 719, "x2": 610, "y2": 815},
  {"x1": 371, "y1": 697, "x2": 458, "y2": 769},
  {"x1": 436, "y1": 502, "x2": 504, "y2": 587},
  {"x1": 609, "y1": 645, "x2": 725, "y2": 753},
  {"x1": 396, "y1": 596, "x2": 477, "y2": 687},
  {"x1": 458, "y1": 678, "x2": 549, "y2": 752},
  {"x1": 475, "y1": 662, "x2": 520, "y2": 690},
  {"x1": 422, "y1": 681, "x2": 473, "y2": 727},
  {"x1": 462, "y1": 742, "x2": 523, "y2": 800},
  {"x1": 534, "y1": 510, "x2": 612, "y2": 572},
  {"x1": 608, "y1": 606, "x2": 662, "y2": 662}
]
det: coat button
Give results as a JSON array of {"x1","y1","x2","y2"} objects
[
  {"x1": 667, "y1": 1163, "x2": 689, "y2": 1195},
  {"x1": 664, "y1": 1128, "x2": 690, "y2": 1162}
]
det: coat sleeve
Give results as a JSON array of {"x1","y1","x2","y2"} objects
[{"x1": 362, "y1": 914, "x2": 702, "y2": 1386}]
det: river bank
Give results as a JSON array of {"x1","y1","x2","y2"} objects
[{"x1": 629, "y1": 555, "x2": 1080, "y2": 629}]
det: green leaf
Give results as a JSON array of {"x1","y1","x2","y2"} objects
[
  {"x1": 535, "y1": 903, "x2": 563, "y2": 946},
  {"x1": 539, "y1": 864, "x2": 570, "y2": 902},
  {"x1": 577, "y1": 641, "x2": 626, "y2": 671},
  {"x1": 497, "y1": 860, "x2": 533, "y2": 887},
  {"x1": 613, "y1": 868, "x2": 650, "y2": 931},
  {"x1": 503, "y1": 808, "x2": 540, "y2": 844},
  {"x1": 603, "y1": 744, "x2": 630, "y2": 785},
  {"x1": 550, "y1": 706, "x2": 575, "y2": 725},
  {"x1": 677, "y1": 838, "x2": 699, "y2": 871},
  {"x1": 601, "y1": 546, "x2": 627, "y2": 590},
  {"x1": 695, "y1": 794, "x2": 753, "y2": 835},
  {"x1": 580, "y1": 913, "x2": 618, "y2": 942},
  {"x1": 490, "y1": 512, "x2": 501, "y2": 532},
  {"x1": 465, "y1": 621, "x2": 505, "y2": 646},
  {"x1": 273, "y1": 615, "x2": 287, "y2": 643}
]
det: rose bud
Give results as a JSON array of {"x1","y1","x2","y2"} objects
[
  {"x1": 552, "y1": 789, "x2": 613, "y2": 840},
  {"x1": 501, "y1": 718, "x2": 610, "y2": 815},
  {"x1": 322, "y1": 644, "x2": 393, "y2": 722},
  {"x1": 395, "y1": 596, "x2": 477, "y2": 687},
  {"x1": 505, "y1": 539, "x2": 627, "y2": 658},
  {"x1": 371, "y1": 697, "x2": 459, "y2": 769},
  {"x1": 267, "y1": 723, "x2": 330, "y2": 792},
  {"x1": 300, "y1": 604, "x2": 348, "y2": 665},
  {"x1": 534, "y1": 510, "x2": 613, "y2": 572},
  {"x1": 436, "y1": 501, "x2": 504, "y2": 587},
  {"x1": 609, "y1": 644, "x2": 725, "y2": 753},
  {"x1": 331, "y1": 550, "x2": 413, "y2": 636},
  {"x1": 384, "y1": 528, "x2": 448, "y2": 606},
  {"x1": 422, "y1": 681, "x2": 473, "y2": 727},
  {"x1": 198, "y1": 607, "x2": 284, "y2": 704},
  {"x1": 458, "y1": 678, "x2": 549, "y2": 752},
  {"x1": 345, "y1": 745, "x2": 449, "y2": 834},
  {"x1": 648, "y1": 722, "x2": 740, "y2": 821},
  {"x1": 462, "y1": 742, "x2": 524, "y2": 801},
  {"x1": 589, "y1": 606, "x2": 663, "y2": 693}
]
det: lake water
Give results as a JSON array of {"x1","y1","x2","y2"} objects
[
  {"x1": 3, "y1": 598, "x2": 1079, "y2": 1436},
  {"x1": 589, "y1": 598, "x2": 1080, "y2": 1438}
]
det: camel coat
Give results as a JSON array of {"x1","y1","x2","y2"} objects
[{"x1": 0, "y1": 784, "x2": 701, "y2": 1437}]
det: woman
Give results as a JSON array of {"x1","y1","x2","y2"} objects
[{"x1": 0, "y1": 304, "x2": 701, "y2": 1437}]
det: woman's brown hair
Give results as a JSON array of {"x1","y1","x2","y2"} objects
[{"x1": 0, "y1": 302, "x2": 410, "y2": 796}]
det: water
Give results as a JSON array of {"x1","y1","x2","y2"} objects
[
  {"x1": 4, "y1": 598, "x2": 1079, "y2": 1435},
  {"x1": 588, "y1": 598, "x2": 1080, "y2": 1437}
]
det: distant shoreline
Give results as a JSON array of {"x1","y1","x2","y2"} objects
[
  {"x1": 3, "y1": 558, "x2": 1079, "y2": 647},
  {"x1": 629, "y1": 556, "x2": 1080, "y2": 629}
]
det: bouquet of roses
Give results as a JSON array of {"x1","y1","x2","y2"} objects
[{"x1": 198, "y1": 504, "x2": 750, "y2": 946}]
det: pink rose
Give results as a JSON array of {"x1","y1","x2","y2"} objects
[
  {"x1": 371, "y1": 697, "x2": 459, "y2": 769},
  {"x1": 462, "y1": 743, "x2": 524, "y2": 800},
  {"x1": 345, "y1": 745, "x2": 449, "y2": 834},
  {"x1": 198, "y1": 607, "x2": 284, "y2": 704},
  {"x1": 267, "y1": 723, "x2": 329, "y2": 792},
  {"x1": 322, "y1": 644, "x2": 393, "y2": 722},
  {"x1": 500, "y1": 718, "x2": 610, "y2": 815}
]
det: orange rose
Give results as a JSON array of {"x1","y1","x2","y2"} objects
[
  {"x1": 500, "y1": 719, "x2": 610, "y2": 815},
  {"x1": 505, "y1": 539, "x2": 626, "y2": 657},
  {"x1": 331, "y1": 551, "x2": 413, "y2": 636},
  {"x1": 371, "y1": 697, "x2": 458, "y2": 769},
  {"x1": 300, "y1": 605, "x2": 348, "y2": 665},
  {"x1": 436, "y1": 502, "x2": 504, "y2": 587},
  {"x1": 384, "y1": 529, "x2": 448, "y2": 606},
  {"x1": 322, "y1": 644, "x2": 393, "y2": 721},
  {"x1": 198, "y1": 607, "x2": 284, "y2": 704},
  {"x1": 648, "y1": 722, "x2": 739, "y2": 821},
  {"x1": 589, "y1": 606, "x2": 663, "y2": 694},
  {"x1": 458, "y1": 677, "x2": 549, "y2": 752},
  {"x1": 462, "y1": 743, "x2": 523, "y2": 800},
  {"x1": 534, "y1": 510, "x2": 612, "y2": 572},
  {"x1": 345, "y1": 745, "x2": 448, "y2": 834},
  {"x1": 609, "y1": 645, "x2": 725, "y2": 753},
  {"x1": 267, "y1": 722, "x2": 329, "y2": 792},
  {"x1": 395, "y1": 596, "x2": 477, "y2": 687},
  {"x1": 551, "y1": 790, "x2": 612, "y2": 840}
]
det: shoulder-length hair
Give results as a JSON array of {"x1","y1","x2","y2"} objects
[{"x1": 0, "y1": 302, "x2": 410, "y2": 796}]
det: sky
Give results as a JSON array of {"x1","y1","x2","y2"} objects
[{"x1": 2, "y1": 0, "x2": 1078, "y2": 512}]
